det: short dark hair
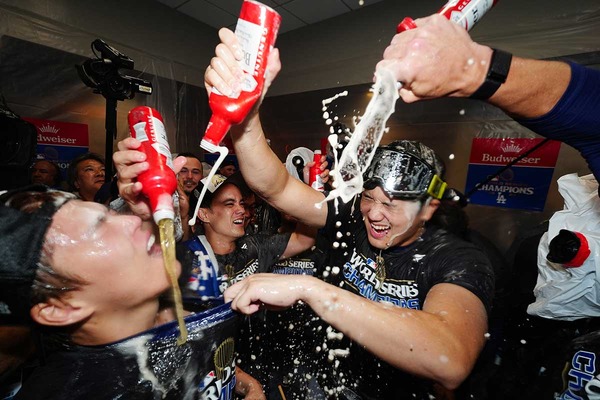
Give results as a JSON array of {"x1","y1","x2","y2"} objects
[
  {"x1": 177, "y1": 152, "x2": 202, "y2": 164},
  {"x1": 219, "y1": 159, "x2": 236, "y2": 168},
  {"x1": 67, "y1": 153, "x2": 105, "y2": 191},
  {"x1": 0, "y1": 188, "x2": 83, "y2": 315}
]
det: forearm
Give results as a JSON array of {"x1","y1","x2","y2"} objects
[
  {"x1": 300, "y1": 278, "x2": 486, "y2": 389},
  {"x1": 231, "y1": 114, "x2": 328, "y2": 226},
  {"x1": 488, "y1": 57, "x2": 571, "y2": 119},
  {"x1": 230, "y1": 114, "x2": 289, "y2": 201}
]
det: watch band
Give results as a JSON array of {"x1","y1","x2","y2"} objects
[{"x1": 470, "y1": 48, "x2": 513, "y2": 100}]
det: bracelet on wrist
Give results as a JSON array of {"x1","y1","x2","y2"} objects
[{"x1": 470, "y1": 48, "x2": 513, "y2": 100}]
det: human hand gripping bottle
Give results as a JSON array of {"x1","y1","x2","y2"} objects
[
  {"x1": 309, "y1": 150, "x2": 325, "y2": 192},
  {"x1": 128, "y1": 106, "x2": 177, "y2": 223},
  {"x1": 201, "y1": 0, "x2": 281, "y2": 154},
  {"x1": 397, "y1": 0, "x2": 499, "y2": 32},
  {"x1": 128, "y1": 106, "x2": 188, "y2": 345},
  {"x1": 190, "y1": 0, "x2": 282, "y2": 227}
]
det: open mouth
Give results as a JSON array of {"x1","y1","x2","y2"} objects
[
  {"x1": 369, "y1": 221, "x2": 390, "y2": 240},
  {"x1": 146, "y1": 233, "x2": 162, "y2": 256},
  {"x1": 233, "y1": 217, "x2": 244, "y2": 226}
]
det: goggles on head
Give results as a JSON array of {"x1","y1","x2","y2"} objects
[{"x1": 363, "y1": 148, "x2": 447, "y2": 200}]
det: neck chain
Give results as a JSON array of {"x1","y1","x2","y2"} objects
[
  {"x1": 374, "y1": 224, "x2": 426, "y2": 290},
  {"x1": 375, "y1": 250, "x2": 386, "y2": 289}
]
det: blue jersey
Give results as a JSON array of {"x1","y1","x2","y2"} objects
[{"x1": 518, "y1": 62, "x2": 600, "y2": 182}]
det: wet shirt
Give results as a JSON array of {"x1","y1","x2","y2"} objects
[
  {"x1": 14, "y1": 303, "x2": 238, "y2": 400},
  {"x1": 215, "y1": 232, "x2": 291, "y2": 287},
  {"x1": 322, "y1": 195, "x2": 494, "y2": 399},
  {"x1": 177, "y1": 233, "x2": 291, "y2": 304},
  {"x1": 177, "y1": 232, "x2": 291, "y2": 394},
  {"x1": 263, "y1": 244, "x2": 333, "y2": 400}
]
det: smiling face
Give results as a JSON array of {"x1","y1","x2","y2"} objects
[
  {"x1": 177, "y1": 157, "x2": 203, "y2": 194},
  {"x1": 360, "y1": 186, "x2": 439, "y2": 249},
  {"x1": 73, "y1": 159, "x2": 105, "y2": 201},
  {"x1": 45, "y1": 200, "x2": 176, "y2": 313},
  {"x1": 200, "y1": 183, "x2": 246, "y2": 243}
]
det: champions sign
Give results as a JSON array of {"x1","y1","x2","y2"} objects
[{"x1": 465, "y1": 138, "x2": 561, "y2": 211}]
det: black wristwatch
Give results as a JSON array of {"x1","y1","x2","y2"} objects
[{"x1": 470, "y1": 48, "x2": 513, "y2": 100}]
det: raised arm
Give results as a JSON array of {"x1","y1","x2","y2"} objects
[
  {"x1": 113, "y1": 137, "x2": 187, "y2": 220},
  {"x1": 225, "y1": 274, "x2": 487, "y2": 390},
  {"x1": 378, "y1": 14, "x2": 600, "y2": 180},
  {"x1": 376, "y1": 14, "x2": 571, "y2": 119},
  {"x1": 204, "y1": 28, "x2": 328, "y2": 228}
]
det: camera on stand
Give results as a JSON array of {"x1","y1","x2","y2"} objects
[
  {"x1": 76, "y1": 39, "x2": 154, "y2": 178},
  {"x1": 77, "y1": 39, "x2": 152, "y2": 101}
]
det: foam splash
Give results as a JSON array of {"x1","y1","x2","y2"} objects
[
  {"x1": 319, "y1": 68, "x2": 399, "y2": 207},
  {"x1": 188, "y1": 145, "x2": 228, "y2": 226}
]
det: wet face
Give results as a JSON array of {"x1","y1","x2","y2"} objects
[
  {"x1": 360, "y1": 186, "x2": 438, "y2": 249},
  {"x1": 46, "y1": 200, "x2": 176, "y2": 311},
  {"x1": 74, "y1": 159, "x2": 105, "y2": 201},
  {"x1": 31, "y1": 161, "x2": 58, "y2": 186},
  {"x1": 177, "y1": 157, "x2": 203, "y2": 194},
  {"x1": 219, "y1": 165, "x2": 236, "y2": 177},
  {"x1": 202, "y1": 184, "x2": 246, "y2": 240}
]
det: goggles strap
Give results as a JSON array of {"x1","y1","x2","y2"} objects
[{"x1": 426, "y1": 175, "x2": 447, "y2": 199}]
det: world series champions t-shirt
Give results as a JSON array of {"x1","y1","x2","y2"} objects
[{"x1": 321, "y1": 195, "x2": 495, "y2": 399}]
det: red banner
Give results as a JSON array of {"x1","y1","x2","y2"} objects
[
  {"x1": 468, "y1": 138, "x2": 561, "y2": 168},
  {"x1": 24, "y1": 117, "x2": 89, "y2": 148}
]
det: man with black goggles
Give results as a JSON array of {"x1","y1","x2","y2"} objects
[{"x1": 363, "y1": 141, "x2": 447, "y2": 201}]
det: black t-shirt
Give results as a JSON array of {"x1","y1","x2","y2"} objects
[
  {"x1": 320, "y1": 195, "x2": 495, "y2": 399},
  {"x1": 14, "y1": 303, "x2": 238, "y2": 400},
  {"x1": 216, "y1": 232, "x2": 291, "y2": 285},
  {"x1": 192, "y1": 232, "x2": 292, "y2": 394},
  {"x1": 258, "y1": 241, "x2": 333, "y2": 400}
]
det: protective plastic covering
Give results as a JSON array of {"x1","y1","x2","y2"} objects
[{"x1": 528, "y1": 173, "x2": 600, "y2": 321}]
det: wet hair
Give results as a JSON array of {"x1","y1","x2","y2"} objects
[
  {"x1": 6, "y1": 190, "x2": 84, "y2": 306},
  {"x1": 67, "y1": 152, "x2": 105, "y2": 191}
]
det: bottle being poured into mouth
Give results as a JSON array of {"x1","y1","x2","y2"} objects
[{"x1": 128, "y1": 106, "x2": 188, "y2": 345}]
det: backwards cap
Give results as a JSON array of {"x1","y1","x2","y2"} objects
[
  {"x1": 0, "y1": 185, "x2": 75, "y2": 323},
  {"x1": 363, "y1": 140, "x2": 447, "y2": 200},
  {"x1": 198, "y1": 171, "x2": 250, "y2": 208}
]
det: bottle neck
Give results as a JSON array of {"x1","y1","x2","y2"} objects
[
  {"x1": 203, "y1": 115, "x2": 231, "y2": 147},
  {"x1": 150, "y1": 192, "x2": 175, "y2": 224}
]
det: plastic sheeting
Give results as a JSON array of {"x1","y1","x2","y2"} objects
[{"x1": 528, "y1": 174, "x2": 600, "y2": 321}]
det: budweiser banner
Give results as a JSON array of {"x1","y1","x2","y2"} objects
[
  {"x1": 24, "y1": 117, "x2": 89, "y2": 181},
  {"x1": 465, "y1": 138, "x2": 561, "y2": 211}
]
